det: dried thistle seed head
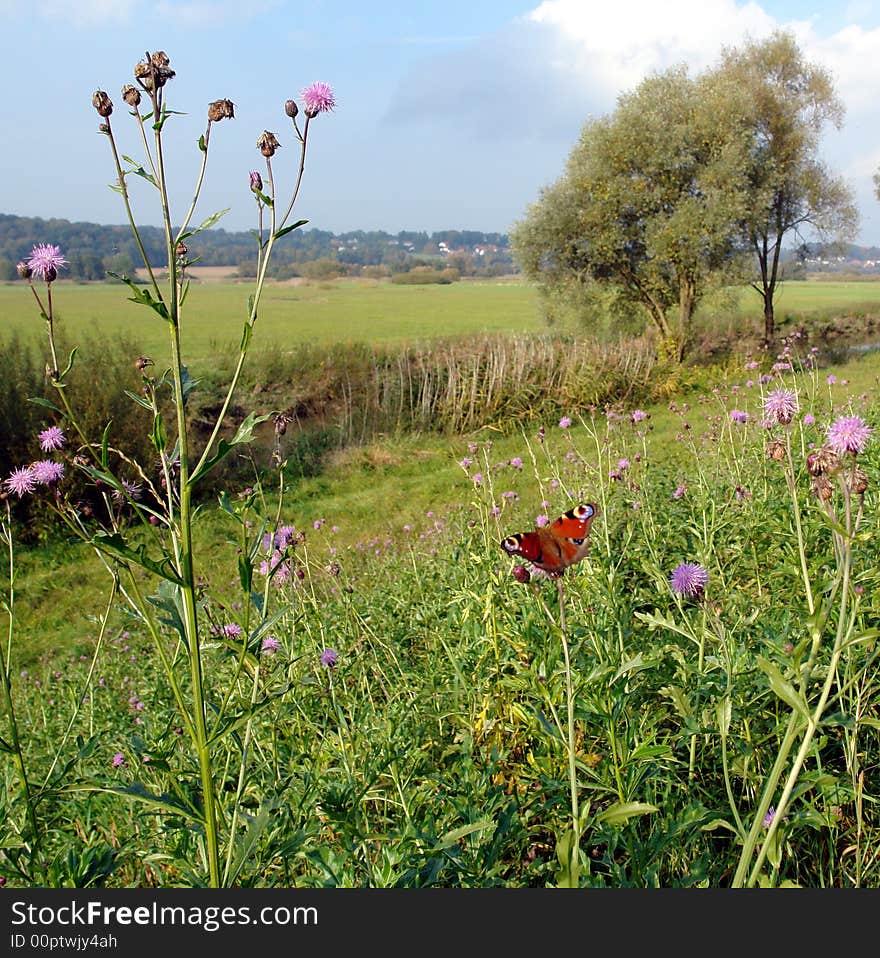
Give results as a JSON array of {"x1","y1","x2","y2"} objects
[
  {"x1": 284, "y1": 99, "x2": 299, "y2": 119},
  {"x1": 134, "y1": 355, "x2": 154, "y2": 372},
  {"x1": 765, "y1": 438, "x2": 786, "y2": 462},
  {"x1": 208, "y1": 98, "x2": 234, "y2": 122},
  {"x1": 257, "y1": 131, "x2": 281, "y2": 157},
  {"x1": 175, "y1": 242, "x2": 188, "y2": 259},
  {"x1": 806, "y1": 446, "x2": 842, "y2": 477},
  {"x1": 811, "y1": 476, "x2": 834, "y2": 501},
  {"x1": 846, "y1": 466, "x2": 869, "y2": 495},
  {"x1": 121, "y1": 84, "x2": 141, "y2": 108},
  {"x1": 134, "y1": 59, "x2": 154, "y2": 90},
  {"x1": 151, "y1": 51, "x2": 171, "y2": 69},
  {"x1": 92, "y1": 90, "x2": 113, "y2": 117}
]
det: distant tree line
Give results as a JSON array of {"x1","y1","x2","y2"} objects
[{"x1": 0, "y1": 215, "x2": 516, "y2": 281}]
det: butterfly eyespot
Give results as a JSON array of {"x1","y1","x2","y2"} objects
[
  {"x1": 501, "y1": 536, "x2": 519, "y2": 552},
  {"x1": 573, "y1": 504, "x2": 595, "y2": 519}
]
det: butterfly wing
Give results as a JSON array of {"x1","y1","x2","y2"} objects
[{"x1": 501, "y1": 503, "x2": 598, "y2": 575}]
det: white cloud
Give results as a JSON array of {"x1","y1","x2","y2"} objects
[{"x1": 385, "y1": 0, "x2": 880, "y2": 241}]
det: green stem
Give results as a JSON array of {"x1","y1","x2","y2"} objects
[
  {"x1": 0, "y1": 505, "x2": 45, "y2": 882},
  {"x1": 557, "y1": 577, "x2": 581, "y2": 887}
]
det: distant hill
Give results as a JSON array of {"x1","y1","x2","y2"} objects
[{"x1": 0, "y1": 214, "x2": 516, "y2": 281}]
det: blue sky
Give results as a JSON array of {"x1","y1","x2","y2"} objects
[{"x1": 2, "y1": 0, "x2": 879, "y2": 244}]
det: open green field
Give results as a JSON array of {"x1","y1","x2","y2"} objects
[
  {"x1": 3, "y1": 277, "x2": 880, "y2": 369},
  {"x1": 0, "y1": 278, "x2": 545, "y2": 365}
]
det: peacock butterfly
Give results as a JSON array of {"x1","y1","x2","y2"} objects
[{"x1": 500, "y1": 503, "x2": 598, "y2": 577}]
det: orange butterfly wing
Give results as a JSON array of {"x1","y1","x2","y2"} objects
[{"x1": 501, "y1": 503, "x2": 597, "y2": 575}]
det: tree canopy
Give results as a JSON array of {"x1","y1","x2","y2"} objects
[{"x1": 511, "y1": 31, "x2": 858, "y2": 358}]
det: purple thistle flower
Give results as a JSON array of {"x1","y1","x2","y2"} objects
[
  {"x1": 261, "y1": 636, "x2": 280, "y2": 654},
  {"x1": 301, "y1": 81, "x2": 336, "y2": 117},
  {"x1": 802, "y1": 413, "x2": 816, "y2": 426},
  {"x1": 5, "y1": 466, "x2": 36, "y2": 497},
  {"x1": 249, "y1": 170, "x2": 263, "y2": 193},
  {"x1": 669, "y1": 562, "x2": 709, "y2": 598},
  {"x1": 825, "y1": 415, "x2": 872, "y2": 456},
  {"x1": 762, "y1": 388, "x2": 798, "y2": 425},
  {"x1": 631, "y1": 409, "x2": 648, "y2": 423},
  {"x1": 617, "y1": 457, "x2": 631, "y2": 470},
  {"x1": 221, "y1": 623, "x2": 243, "y2": 638},
  {"x1": 112, "y1": 753, "x2": 126, "y2": 768},
  {"x1": 558, "y1": 416, "x2": 572, "y2": 429},
  {"x1": 763, "y1": 807, "x2": 776, "y2": 829},
  {"x1": 321, "y1": 647, "x2": 338, "y2": 667},
  {"x1": 38, "y1": 425, "x2": 66, "y2": 451},
  {"x1": 535, "y1": 514, "x2": 549, "y2": 528},
  {"x1": 671, "y1": 483, "x2": 687, "y2": 500},
  {"x1": 510, "y1": 457, "x2": 523, "y2": 469},
  {"x1": 27, "y1": 244, "x2": 68, "y2": 282},
  {"x1": 729, "y1": 409, "x2": 748, "y2": 424},
  {"x1": 31, "y1": 460, "x2": 65, "y2": 485}
]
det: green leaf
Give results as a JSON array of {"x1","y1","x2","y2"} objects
[
  {"x1": 757, "y1": 656, "x2": 811, "y2": 724},
  {"x1": 151, "y1": 411, "x2": 167, "y2": 453},
  {"x1": 59, "y1": 346, "x2": 78, "y2": 382},
  {"x1": 100, "y1": 420, "x2": 113, "y2": 468},
  {"x1": 225, "y1": 804, "x2": 276, "y2": 886},
  {"x1": 110, "y1": 782, "x2": 199, "y2": 822},
  {"x1": 716, "y1": 695, "x2": 732, "y2": 737},
  {"x1": 177, "y1": 209, "x2": 230, "y2": 244},
  {"x1": 434, "y1": 820, "x2": 493, "y2": 848},
  {"x1": 188, "y1": 411, "x2": 271, "y2": 487},
  {"x1": 273, "y1": 218, "x2": 309, "y2": 240},
  {"x1": 120, "y1": 154, "x2": 158, "y2": 188},
  {"x1": 238, "y1": 551, "x2": 252, "y2": 593},
  {"x1": 28, "y1": 397, "x2": 63, "y2": 413},
  {"x1": 108, "y1": 271, "x2": 170, "y2": 322},
  {"x1": 198, "y1": 134, "x2": 207, "y2": 153},
  {"x1": 93, "y1": 532, "x2": 183, "y2": 586},
  {"x1": 124, "y1": 389, "x2": 154, "y2": 411},
  {"x1": 595, "y1": 802, "x2": 659, "y2": 826}
]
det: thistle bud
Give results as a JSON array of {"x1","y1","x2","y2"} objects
[
  {"x1": 208, "y1": 98, "x2": 234, "y2": 122},
  {"x1": 806, "y1": 446, "x2": 842, "y2": 477},
  {"x1": 846, "y1": 466, "x2": 869, "y2": 496},
  {"x1": 175, "y1": 242, "x2": 188, "y2": 259},
  {"x1": 134, "y1": 356, "x2": 154, "y2": 372},
  {"x1": 121, "y1": 84, "x2": 141, "y2": 108},
  {"x1": 98, "y1": 122, "x2": 111, "y2": 135},
  {"x1": 134, "y1": 59, "x2": 154, "y2": 90},
  {"x1": 811, "y1": 476, "x2": 833, "y2": 501},
  {"x1": 257, "y1": 131, "x2": 281, "y2": 157},
  {"x1": 249, "y1": 170, "x2": 263, "y2": 193},
  {"x1": 765, "y1": 439, "x2": 786, "y2": 462},
  {"x1": 284, "y1": 99, "x2": 299, "y2": 119},
  {"x1": 16, "y1": 261, "x2": 32, "y2": 279},
  {"x1": 512, "y1": 564, "x2": 531, "y2": 584},
  {"x1": 92, "y1": 90, "x2": 113, "y2": 117}
]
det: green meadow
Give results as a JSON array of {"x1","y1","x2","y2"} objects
[
  {"x1": 3, "y1": 276, "x2": 880, "y2": 367},
  {"x1": 2, "y1": 273, "x2": 880, "y2": 889}
]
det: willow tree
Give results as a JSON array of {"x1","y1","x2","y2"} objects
[
  {"x1": 511, "y1": 66, "x2": 749, "y2": 361},
  {"x1": 714, "y1": 31, "x2": 858, "y2": 343}
]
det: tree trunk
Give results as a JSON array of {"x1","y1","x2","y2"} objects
[{"x1": 763, "y1": 290, "x2": 775, "y2": 344}]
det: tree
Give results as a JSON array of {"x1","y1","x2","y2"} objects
[
  {"x1": 714, "y1": 31, "x2": 858, "y2": 343},
  {"x1": 511, "y1": 66, "x2": 749, "y2": 360}
]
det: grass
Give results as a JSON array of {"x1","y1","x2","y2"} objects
[
  {"x1": 4, "y1": 344, "x2": 877, "y2": 887},
  {"x1": 3, "y1": 276, "x2": 880, "y2": 373},
  {"x1": 3, "y1": 272, "x2": 880, "y2": 888},
  {"x1": 0, "y1": 278, "x2": 545, "y2": 370}
]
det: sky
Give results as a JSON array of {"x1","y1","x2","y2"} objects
[{"x1": 2, "y1": 0, "x2": 880, "y2": 245}]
